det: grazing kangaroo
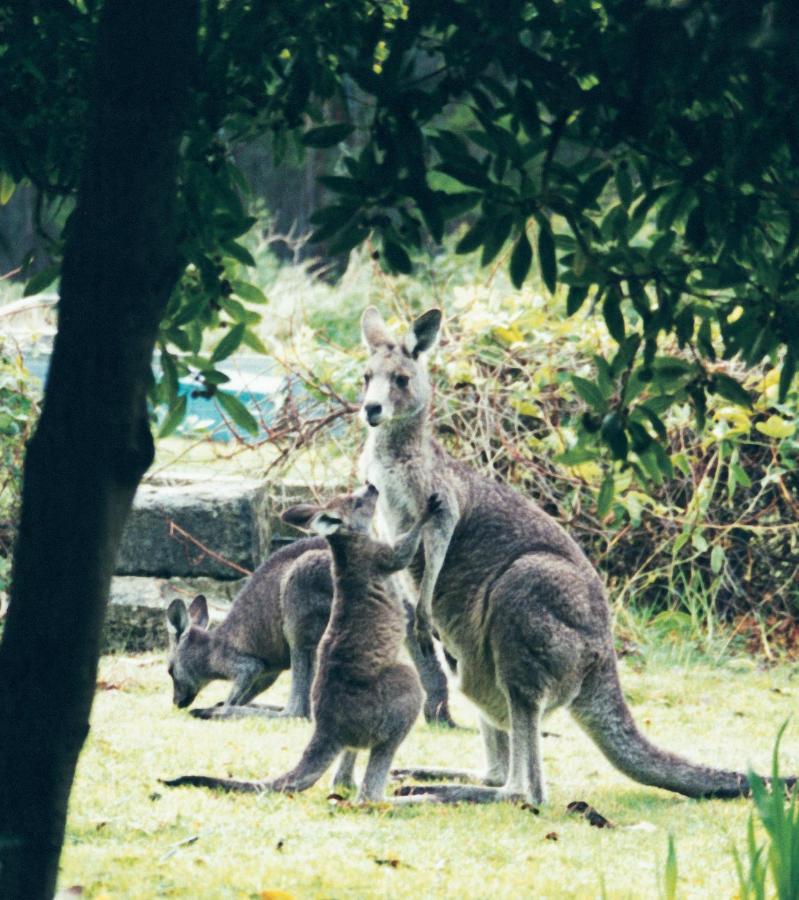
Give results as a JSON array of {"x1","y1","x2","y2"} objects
[
  {"x1": 165, "y1": 537, "x2": 330, "y2": 719},
  {"x1": 164, "y1": 484, "x2": 437, "y2": 802},
  {"x1": 165, "y1": 537, "x2": 455, "y2": 724},
  {"x1": 359, "y1": 305, "x2": 793, "y2": 804}
]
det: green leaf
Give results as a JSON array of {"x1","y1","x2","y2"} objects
[
  {"x1": 597, "y1": 472, "x2": 614, "y2": 518},
  {"x1": 159, "y1": 394, "x2": 187, "y2": 438},
  {"x1": 318, "y1": 175, "x2": 363, "y2": 195},
  {"x1": 202, "y1": 369, "x2": 231, "y2": 385},
  {"x1": 210, "y1": 323, "x2": 246, "y2": 364},
  {"x1": 556, "y1": 446, "x2": 597, "y2": 466},
  {"x1": 637, "y1": 404, "x2": 668, "y2": 441},
  {"x1": 664, "y1": 835, "x2": 678, "y2": 900},
  {"x1": 779, "y1": 348, "x2": 796, "y2": 402},
  {"x1": 571, "y1": 375, "x2": 607, "y2": 412},
  {"x1": 691, "y1": 530, "x2": 709, "y2": 553},
  {"x1": 217, "y1": 390, "x2": 258, "y2": 435},
  {"x1": 231, "y1": 281, "x2": 268, "y2": 304},
  {"x1": 602, "y1": 288, "x2": 626, "y2": 343},
  {"x1": 509, "y1": 231, "x2": 532, "y2": 288},
  {"x1": 566, "y1": 285, "x2": 589, "y2": 316},
  {"x1": 301, "y1": 123, "x2": 354, "y2": 148},
  {"x1": 383, "y1": 240, "x2": 413, "y2": 274},
  {"x1": 241, "y1": 328, "x2": 268, "y2": 354},
  {"x1": 481, "y1": 215, "x2": 513, "y2": 266},
  {"x1": 0, "y1": 171, "x2": 15, "y2": 205},
  {"x1": 578, "y1": 166, "x2": 612, "y2": 208},
  {"x1": 160, "y1": 350, "x2": 179, "y2": 402},
  {"x1": 23, "y1": 263, "x2": 60, "y2": 297},
  {"x1": 710, "y1": 544, "x2": 725, "y2": 575},
  {"x1": 711, "y1": 373, "x2": 752, "y2": 408},
  {"x1": 615, "y1": 165, "x2": 633, "y2": 208},
  {"x1": 601, "y1": 412, "x2": 628, "y2": 459},
  {"x1": 222, "y1": 240, "x2": 256, "y2": 267},
  {"x1": 649, "y1": 230, "x2": 675, "y2": 264},
  {"x1": 537, "y1": 226, "x2": 557, "y2": 294},
  {"x1": 731, "y1": 463, "x2": 752, "y2": 488},
  {"x1": 456, "y1": 218, "x2": 489, "y2": 254}
]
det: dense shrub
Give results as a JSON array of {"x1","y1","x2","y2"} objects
[{"x1": 264, "y1": 247, "x2": 799, "y2": 621}]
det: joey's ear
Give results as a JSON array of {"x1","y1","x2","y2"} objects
[
  {"x1": 188, "y1": 594, "x2": 209, "y2": 629},
  {"x1": 166, "y1": 598, "x2": 190, "y2": 642},
  {"x1": 405, "y1": 308, "x2": 442, "y2": 358},
  {"x1": 310, "y1": 513, "x2": 343, "y2": 536},
  {"x1": 361, "y1": 306, "x2": 393, "y2": 351},
  {"x1": 281, "y1": 503, "x2": 321, "y2": 530}
]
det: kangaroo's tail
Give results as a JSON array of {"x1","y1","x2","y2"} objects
[
  {"x1": 570, "y1": 656, "x2": 791, "y2": 799},
  {"x1": 161, "y1": 775, "x2": 265, "y2": 793},
  {"x1": 161, "y1": 731, "x2": 341, "y2": 796}
]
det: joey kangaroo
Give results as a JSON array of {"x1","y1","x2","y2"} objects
[
  {"x1": 165, "y1": 534, "x2": 455, "y2": 724},
  {"x1": 359, "y1": 305, "x2": 794, "y2": 804},
  {"x1": 164, "y1": 484, "x2": 437, "y2": 803}
]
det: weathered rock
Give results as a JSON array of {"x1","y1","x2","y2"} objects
[
  {"x1": 116, "y1": 479, "x2": 268, "y2": 579},
  {"x1": 103, "y1": 574, "x2": 245, "y2": 653},
  {"x1": 116, "y1": 477, "x2": 343, "y2": 579}
]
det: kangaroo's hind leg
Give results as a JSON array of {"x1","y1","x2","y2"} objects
[
  {"x1": 361, "y1": 664, "x2": 423, "y2": 802},
  {"x1": 267, "y1": 729, "x2": 343, "y2": 794},
  {"x1": 392, "y1": 716, "x2": 508, "y2": 786},
  {"x1": 392, "y1": 692, "x2": 545, "y2": 805},
  {"x1": 331, "y1": 750, "x2": 358, "y2": 791}
]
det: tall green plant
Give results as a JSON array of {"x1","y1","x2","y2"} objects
[{"x1": 734, "y1": 723, "x2": 799, "y2": 900}]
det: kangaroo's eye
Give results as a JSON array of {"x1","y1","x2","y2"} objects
[
  {"x1": 354, "y1": 499, "x2": 363, "y2": 510},
  {"x1": 395, "y1": 374, "x2": 409, "y2": 389},
  {"x1": 363, "y1": 372, "x2": 372, "y2": 386}
]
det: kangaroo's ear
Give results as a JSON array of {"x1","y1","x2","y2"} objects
[
  {"x1": 309, "y1": 513, "x2": 343, "y2": 536},
  {"x1": 281, "y1": 503, "x2": 321, "y2": 530},
  {"x1": 188, "y1": 594, "x2": 209, "y2": 629},
  {"x1": 361, "y1": 306, "x2": 393, "y2": 351},
  {"x1": 405, "y1": 308, "x2": 442, "y2": 358},
  {"x1": 166, "y1": 598, "x2": 190, "y2": 643}
]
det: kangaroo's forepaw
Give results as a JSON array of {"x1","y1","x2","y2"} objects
[
  {"x1": 190, "y1": 706, "x2": 220, "y2": 720},
  {"x1": 425, "y1": 493, "x2": 443, "y2": 519}
]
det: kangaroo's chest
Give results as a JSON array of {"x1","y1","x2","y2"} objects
[{"x1": 365, "y1": 456, "x2": 425, "y2": 538}]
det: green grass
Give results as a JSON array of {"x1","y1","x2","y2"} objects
[{"x1": 59, "y1": 653, "x2": 799, "y2": 899}]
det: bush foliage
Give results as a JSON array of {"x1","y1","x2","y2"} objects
[{"x1": 261, "y1": 245, "x2": 799, "y2": 621}]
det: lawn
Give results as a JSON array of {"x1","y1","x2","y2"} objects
[{"x1": 58, "y1": 651, "x2": 799, "y2": 899}]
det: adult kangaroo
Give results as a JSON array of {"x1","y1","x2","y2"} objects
[{"x1": 359, "y1": 305, "x2": 791, "y2": 804}]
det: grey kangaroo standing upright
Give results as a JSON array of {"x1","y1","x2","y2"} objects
[
  {"x1": 359, "y1": 306, "x2": 793, "y2": 804},
  {"x1": 165, "y1": 533, "x2": 455, "y2": 724},
  {"x1": 164, "y1": 484, "x2": 438, "y2": 803}
]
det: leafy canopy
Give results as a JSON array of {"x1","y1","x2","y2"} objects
[{"x1": 2, "y1": 1, "x2": 798, "y2": 470}]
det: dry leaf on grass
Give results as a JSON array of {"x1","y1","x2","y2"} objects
[{"x1": 566, "y1": 800, "x2": 614, "y2": 828}]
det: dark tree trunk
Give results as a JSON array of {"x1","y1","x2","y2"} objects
[{"x1": 0, "y1": 3, "x2": 197, "y2": 898}]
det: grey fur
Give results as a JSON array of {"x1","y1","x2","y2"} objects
[
  {"x1": 360, "y1": 306, "x2": 793, "y2": 804},
  {"x1": 165, "y1": 538, "x2": 330, "y2": 719},
  {"x1": 164, "y1": 484, "x2": 434, "y2": 803},
  {"x1": 165, "y1": 534, "x2": 455, "y2": 724}
]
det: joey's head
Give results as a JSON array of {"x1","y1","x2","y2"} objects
[
  {"x1": 281, "y1": 482, "x2": 379, "y2": 539},
  {"x1": 165, "y1": 595, "x2": 212, "y2": 709},
  {"x1": 359, "y1": 306, "x2": 442, "y2": 428}
]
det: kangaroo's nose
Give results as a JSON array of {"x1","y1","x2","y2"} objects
[{"x1": 365, "y1": 403, "x2": 382, "y2": 425}]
